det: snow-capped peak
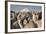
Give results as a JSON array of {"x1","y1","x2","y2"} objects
[{"x1": 20, "y1": 8, "x2": 30, "y2": 12}]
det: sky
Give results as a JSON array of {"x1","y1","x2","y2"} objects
[{"x1": 10, "y1": 5, "x2": 42, "y2": 12}]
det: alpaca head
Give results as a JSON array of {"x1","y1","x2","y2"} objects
[{"x1": 32, "y1": 12, "x2": 39, "y2": 21}]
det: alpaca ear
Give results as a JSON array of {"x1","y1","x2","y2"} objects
[{"x1": 32, "y1": 11, "x2": 35, "y2": 15}]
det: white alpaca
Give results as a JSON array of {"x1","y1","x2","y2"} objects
[
  {"x1": 17, "y1": 12, "x2": 25, "y2": 28},
  {"x1": 32, "y1": 12, "x2": 42, "y2": 28}
]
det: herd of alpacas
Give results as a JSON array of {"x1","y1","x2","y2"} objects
[{"x1": 10, "y1": 11, "x2": 42, "y2": 29}]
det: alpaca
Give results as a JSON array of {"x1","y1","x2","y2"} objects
[
  {"x1": 17, "y1": 12, "x2": 25, "y2": 28},
  {"x1": 32, "y1": 12, "x2": 42, "y2": 28},
  {"x1": 23, "y1": 17, "x2": 38, "y2": 28}
]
